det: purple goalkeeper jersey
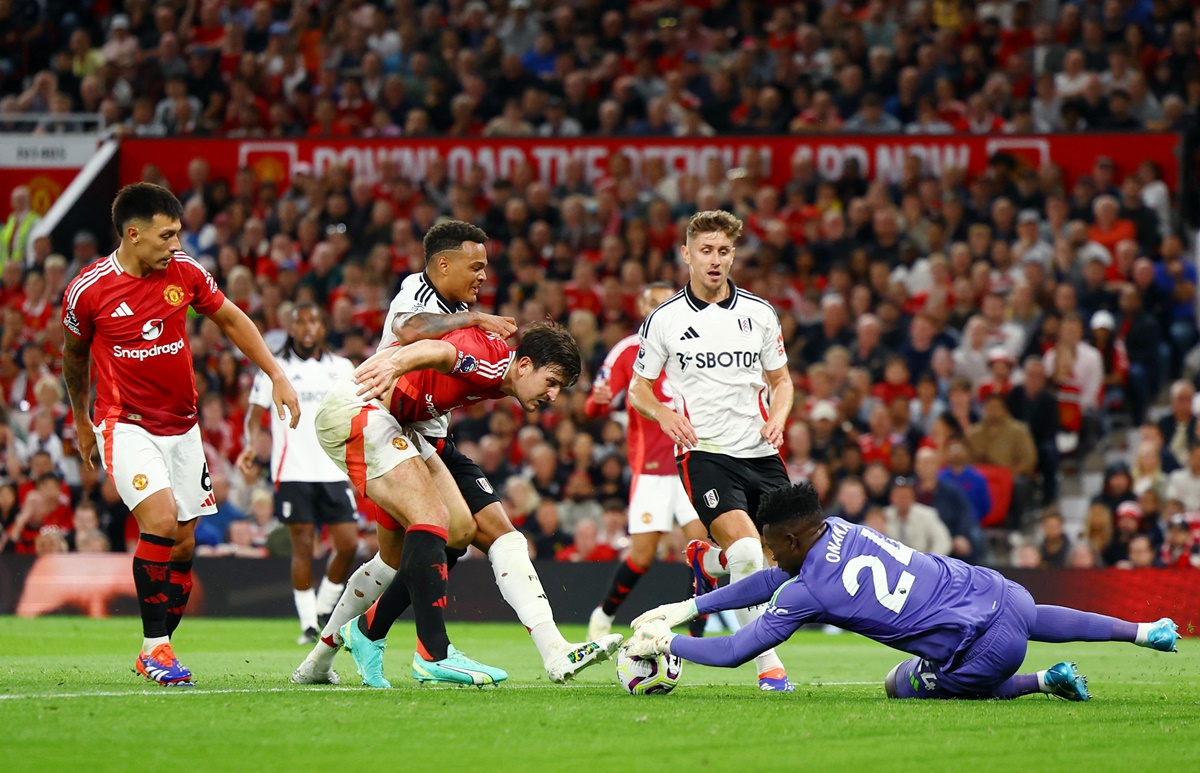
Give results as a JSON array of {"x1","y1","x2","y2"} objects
[{"x1": 672, "y1": 517, "x2": 1008, "y2": 669}]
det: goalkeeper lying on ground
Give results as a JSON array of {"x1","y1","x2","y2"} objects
[{"x1": 625, "y1": 481, "x2": 1179, "y2": 700}]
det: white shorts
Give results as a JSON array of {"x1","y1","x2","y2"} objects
[
  {"x1": 627, "y1": 474, "x2": 700, "y2": 535},
  {"x1": 94, "y1": 422, "x2": 216, "y2": 522},
  {"x1": 314, "y1": 378, "x2": 435, "y2": 496}
]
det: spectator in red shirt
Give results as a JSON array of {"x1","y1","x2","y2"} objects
[
  {"x1": 555, "y1": 517, "x2": 618, "y2": 563},
  {"x1": 956, "y1": 93, "x2": 1006, "y2": 133},
  {"x1": 977, "y1": 348, "x2": 1017, "y2": 402},
  {"x1": 872, "y1": 357, "x2": 917, "y2": 405},
  {"x1": 1088, "y1": 195, "x2": 1138, "y2": 260}
]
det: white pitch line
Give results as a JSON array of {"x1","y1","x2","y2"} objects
[{"x1": 0, "y1": 680, "x2": 883, "y2": 701}]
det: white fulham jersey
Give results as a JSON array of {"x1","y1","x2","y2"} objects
[
  {"x1": 249, "y1": 350, "x2": 354, "y2": 483},
  {"x1": 634, "y1": 281, "x2": 788, "y2": 458},
  {"x1": 378, "y1": 271, "x2": 470, "y2": 437}
]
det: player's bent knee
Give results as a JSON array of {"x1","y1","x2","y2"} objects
[
  {"x1": 171, "y1": 530, "x2": 195, "y2": 561},
  {"x1": 448, "y1": 511, "x2": 476, "y2": 550},
  {"x1": 884, "y1": 662, "x2": 904, "y2": 699},
  {"x1": 471, "y1": 503, "x2": 515, "y2": 552},
  {"x1": 724, "y1": 537, "x2": 764, "y2": 575}
]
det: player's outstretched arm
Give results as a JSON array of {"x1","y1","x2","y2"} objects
[
  {"x1": 627, "y1": 607, "x2": 801, "y2": 669},
  {"x1": 209, "y1": 299, "x2": 301, "y2": 428},
  {"x1": 393, "y1": 311, "x2": 517, "y2": 345},
  {"x1": 631, "y1": 567, "x2": 789, "y2": 629},
  {"x1": 670, "y1": 607, "x2": 801, "y2": 668},
  {"x1": 352, "y1": 339, "x2": 458, "y2": 400},
  {"x1": 759, "y1": 365, "x2": 794, "y2": 449},
  {"x1": 628, "y1": 373, "x2": 697, "y2": 448},
  {"x1": 61, "y1": 331, "x2": 96, "y2": 470}
]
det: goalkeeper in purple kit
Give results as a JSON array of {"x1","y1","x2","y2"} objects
[{"x1": 626, "y1": 482, "x2": 1179, "y2": 701}]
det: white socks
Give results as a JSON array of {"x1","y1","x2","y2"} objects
[
  {"x1": 1036, "y1": 670, "x2": 1049, "y2": 692},
  {"x1": 702, "y1": 544, "x2": 728, "y2": 578},
  {"x1": 724, "y1": 536, "x2": 785, "y2": 677},
  {"x1": 315, "y1": 578, "x2": 345, "y2": 619},
  {"x1": 294, "y1": 588, "x2": 317, "y2": 632},
  {"x1": 488, "y1": 530, "x2": 567, "y2": 660},
  {"x1": 309, "y1": 553, "x2": 396, "y2": 669},
  {"x1": 1135, "y1": 622, "x2": 1152, "y2": 646},
  {"x1": 143, "y1": 635, "x2": 169, "y2": 653}
]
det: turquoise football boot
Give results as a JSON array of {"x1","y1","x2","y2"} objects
[
  {"x1": 412, "y1": 644, "x2": 508, "y2": 687},
  {"x1": 1043, "y1": 661, "x2": 1090, "y2": 702},
  {"x1": 339, "y1": 617, "x2": 391, "y2": 688},
  {"x1": 1141, "y1": 618, "x2": 1179, "y2": 653}
]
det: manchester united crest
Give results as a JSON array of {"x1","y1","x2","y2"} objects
[
  {"x1": 132, "y1": 474, "x2": 148, "y2": 491},
  {"x1": 392, "y1": 436, "x2": 409, "y2": 450},
  {"x1": 164, "y1": 284, "x2": 185, "y2": 306}
]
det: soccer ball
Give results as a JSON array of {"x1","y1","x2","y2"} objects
[{"x1": 615, "y1": 648, "x2": 683, "y2": 695}]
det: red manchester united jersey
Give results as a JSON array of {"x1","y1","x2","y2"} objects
[
  {"x1": 585, "y1": 333, "x2": 676, "y2": 476},
  {"x1": 62, "y1": 251, "x2": 226, "y2": 435},
  {"x1": 388, "y1": 327, "x2": 513, "y2": 424}
]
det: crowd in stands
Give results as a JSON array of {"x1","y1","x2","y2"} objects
[{"x1": 2, "y1": 1, "x2": 1199, "y2": 570}]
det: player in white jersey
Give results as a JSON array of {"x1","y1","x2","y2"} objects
[
  {"x1": 293, "y1": 220, "x2": 621, "y2": 685},
  {"x1": 240, "y1": 303, "x2": 357, "y2": 647},
  {"x1": 628, "y1": 210, "x2": 796, "y2": 691}
]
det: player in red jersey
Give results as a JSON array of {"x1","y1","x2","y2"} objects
[
  {"x1": 312, "y1": 322, "x2": 586, "y2": 687},
  {"x1": 61, "y1": 183, "x2": 300, "y2": 686},
  {"x1": 295, "y1": 222, "x2": 620, "y2": 686},
  {"x1": 583, "y1": 283, "x2": 713, "y2": 640}
]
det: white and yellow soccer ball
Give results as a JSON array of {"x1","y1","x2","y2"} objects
[{"x1": 615, "y1": 648, "x2": 683, "y2": 695}]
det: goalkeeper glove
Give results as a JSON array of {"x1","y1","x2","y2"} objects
[
  {"x1": 631, "y1": 598, "x2": 698, "y2": 630},
  {"x1": 623, "y1": 620, "x2": 675, "y2": 658}
]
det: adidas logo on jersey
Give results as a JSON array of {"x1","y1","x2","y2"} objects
[
  {"x1": 679, "y1": 326, "x2": 701, "y2": 340},
  {"x1": 110, "y1": 302, "x2": 134, "y2": 317}
]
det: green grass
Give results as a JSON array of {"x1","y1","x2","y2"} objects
[{"x1": 0, "y1": 617, "x2": 1196, "y2": 772}]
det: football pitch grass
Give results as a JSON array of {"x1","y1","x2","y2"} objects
[{"x1": 1, "y1": 617, "x2": 1196, "y2": 772}]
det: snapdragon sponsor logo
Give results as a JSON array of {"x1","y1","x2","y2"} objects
[{"x1": 113, "y1": 338, "x2": 186, "y2": 360}]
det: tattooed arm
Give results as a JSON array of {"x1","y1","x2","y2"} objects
[
  {"x1": 392, "y1": 311, "x2": 517, "y2": 346},
  {"x1": 62, "y1": 332, "x2": 96, "y2": 471}
]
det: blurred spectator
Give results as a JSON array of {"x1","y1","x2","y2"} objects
[
  {"x1": 1165, "y1": 443, "x2": 1200, "y2": 512},
  {"x1": 558, "y1": 470, "x2": 601, "y2": 533},
  {"x1": 1118, "y1": 534, "x2": 1160, "y2": 569},
  {"x1": 1, "y1": 186, "x2": 39, "y2": 268},
  {"x1": 555, "y1": 517, "x2": 618, "y2": 563},
  {"x1": 1037, "y1": 510, "x2": 1072, "y2": 568},
  {"x1": 939, "y1": 435, "x2": 992, "y2": 523},
  {"x1": 1159, "y1": 515, "x2": 1199, "y2": 568},
  {"x1": 830, "y1": 477, "x2": 870, "y2": 525},
  {"x1": 1103, "y1": 501, "x2": 1145, "y2": 566},
  {"x1": 914, "y1": 446, "x2": 982, "y2": 563},
  {"x1": 524, "y1": 500, "x2": 571, "y2": 561},
  {"x1": 969, "y1": 393, "x2": 1038, "y2": 528},
  {"x1": 1157, "y1": 380, "x2": 1196, "y2": 467},
  {"x1": 882, "y1": 476, "x2": 951, "y2": 555}
]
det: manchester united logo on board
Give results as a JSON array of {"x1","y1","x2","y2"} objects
[
  {"x1": 132, "y1": 474, "x2": 148, "y2": 491},
  {"x1": 392, "y1": 437, "x2": 409, "y2": 450},
  {"x1": 164, "y1": 285, "x2": 185, "y2": 306}
]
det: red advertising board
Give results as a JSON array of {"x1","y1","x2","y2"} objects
[{"x1": 120, "y1": 133, "x2": 1182, "y2": 196}]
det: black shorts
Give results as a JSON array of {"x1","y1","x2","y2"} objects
[
  {"x1": 275, "y1": 481, "x2": 358, "y2": 526},
  {"x1": 426, "y1": 436, "x2": 502, "y2": 515},
  {"x1": 676, "y1": 451, "x2": 790, "y2": 529}
]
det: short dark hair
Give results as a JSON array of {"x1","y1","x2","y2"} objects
[
  {"x1": 757, "y1": 482, "x2": 824, "y2": 531},
  {"x1": 514, "y1": 321, "x2": 582, "y2": 387},
  {"x1": 423, "y1": 220, "x2": 488, "y2": 262},
  {"x1": 112, "y1": 182, "x2": 184, "y2": 233}
]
